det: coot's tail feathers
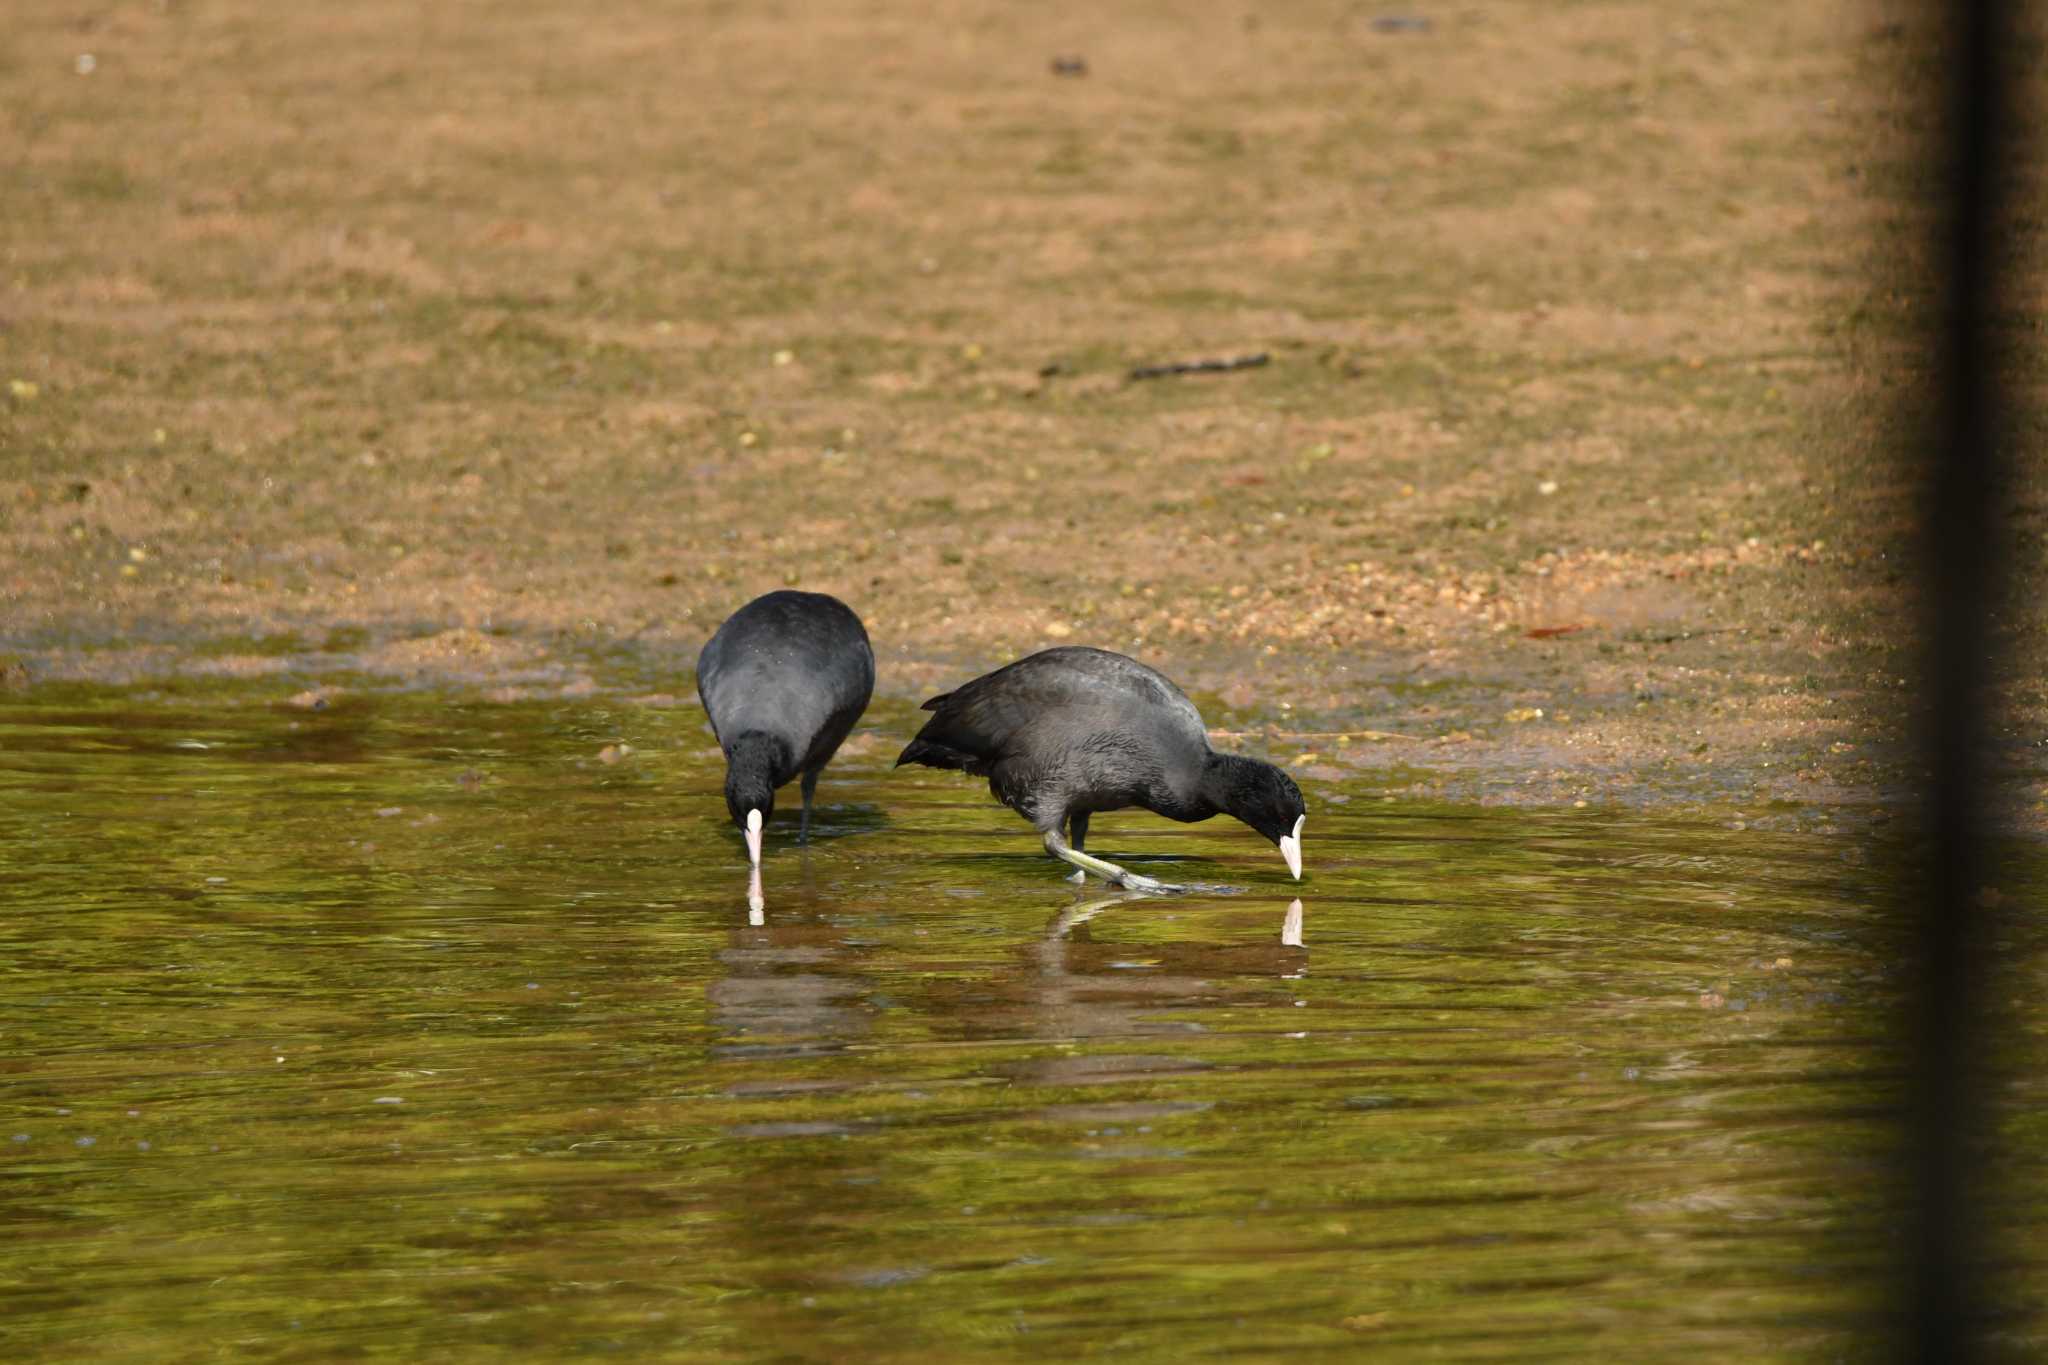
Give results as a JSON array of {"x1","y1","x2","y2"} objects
[
  {"x1": 918, "y1": 691, "x2": 952, "y2": 712},
  {"x1": 895, "y1": 736, "x2": 986, "y2": 772}
]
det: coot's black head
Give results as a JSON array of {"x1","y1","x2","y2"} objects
[
  {"x1": 723, "y1": 768, "x2": 775, "y2": 866},
  {"x1": 1209, "y1": 754, "x2": 1308, "y2": 879}
]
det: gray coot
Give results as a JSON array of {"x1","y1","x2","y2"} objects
[
  {"x1": 896, "y1": 646, "x2": 1306, "y2": 892},
  {"x1": 697, "y1": 590, "x2": 876, "y2": 867}
]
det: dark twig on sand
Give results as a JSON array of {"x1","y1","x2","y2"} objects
[
  {"x1": 1207, "y1": 728, "x2": 1420, "y2": 743},
  {"x1": 1127, "y1": 352, "x2": 1270, "y2": 381},
  {"x1": 1629, "y1": 626, "x2": 1748, "y2": 645}
]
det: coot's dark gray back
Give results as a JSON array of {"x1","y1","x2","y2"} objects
[
  {"x1": 917, "y1": 646, "x2": 1209, "y2": 765},
  {"x1": 697, "y1": 591, "x2": 875, "y2": 757}
]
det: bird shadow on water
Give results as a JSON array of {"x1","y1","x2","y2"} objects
[{"x1": 777, "y1": 800, "x2": 890, "y2": 848}]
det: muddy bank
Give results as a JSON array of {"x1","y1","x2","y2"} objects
[
  {"x1": 2, "y1": 611, "x2": 1901, "y2": 834},
  {"x1": 2, "y1": 1, "x2": 2033, "y2": 823}
]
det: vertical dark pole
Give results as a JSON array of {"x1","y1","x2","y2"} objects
[{"x1": 1914, "y1": 0, "x2": 2008, "y2": 1355}]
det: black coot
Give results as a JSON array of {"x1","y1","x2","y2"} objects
[
  {"x1": 697, "y1": 590, "x2": 875, "y2": 866},
  {"x1": 896, "y1": 646, "x2": 1306, "y2": 892}
]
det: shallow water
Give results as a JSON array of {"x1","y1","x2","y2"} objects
[{"x1": 0, "y1": 684, "x2": 2040, "y2": 1360}]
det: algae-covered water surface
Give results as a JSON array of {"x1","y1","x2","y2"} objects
[{"x1": 0, "y1": 684, "x2": 2020, "y2": 1359}]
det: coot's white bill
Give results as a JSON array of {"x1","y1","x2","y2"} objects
[
  {"x1": 1279, "y1": 814, "x2": 1304, "y2": 880},
  {"x1": 745, "y1": 808, "x2": 764, "y2": 867}
]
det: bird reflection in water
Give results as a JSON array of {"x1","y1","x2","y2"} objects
[
  {"x1": 710, "y1": 881, "x2": 871, "y2": 1058},
  {"x1": 1021, "y1": 892, "x2": 1313, "y2": 1072}
]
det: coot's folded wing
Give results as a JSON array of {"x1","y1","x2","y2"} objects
[
  {"x1": 898, "y1": 648, "x2": 1174, "y2": 772},
  {"x1": 695, "y1": 625, "x2": 745, "y2": 746}
]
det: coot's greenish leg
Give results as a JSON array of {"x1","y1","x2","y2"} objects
[
  {"x1": 1066, "y1": 812, "x2": 1092, "y2": 882},
  {"x1": 1043, "y1": 828, "x2": 1173, "y2": 894},
  {"x1": 799, "y1": 768, "x2": 821, "y2": 844}
]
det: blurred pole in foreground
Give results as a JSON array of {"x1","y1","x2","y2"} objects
[{"x1": 1911, "y1": 0, "x2": 2012, "y2": 1356}]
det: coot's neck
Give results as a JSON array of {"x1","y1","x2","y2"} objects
[
  {"x1": 724, "y1": 731, "x2": 791, "y2": 816},
  {"x1": 1195, "y1": 752, "x2": 1265, "y2": 822}
]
